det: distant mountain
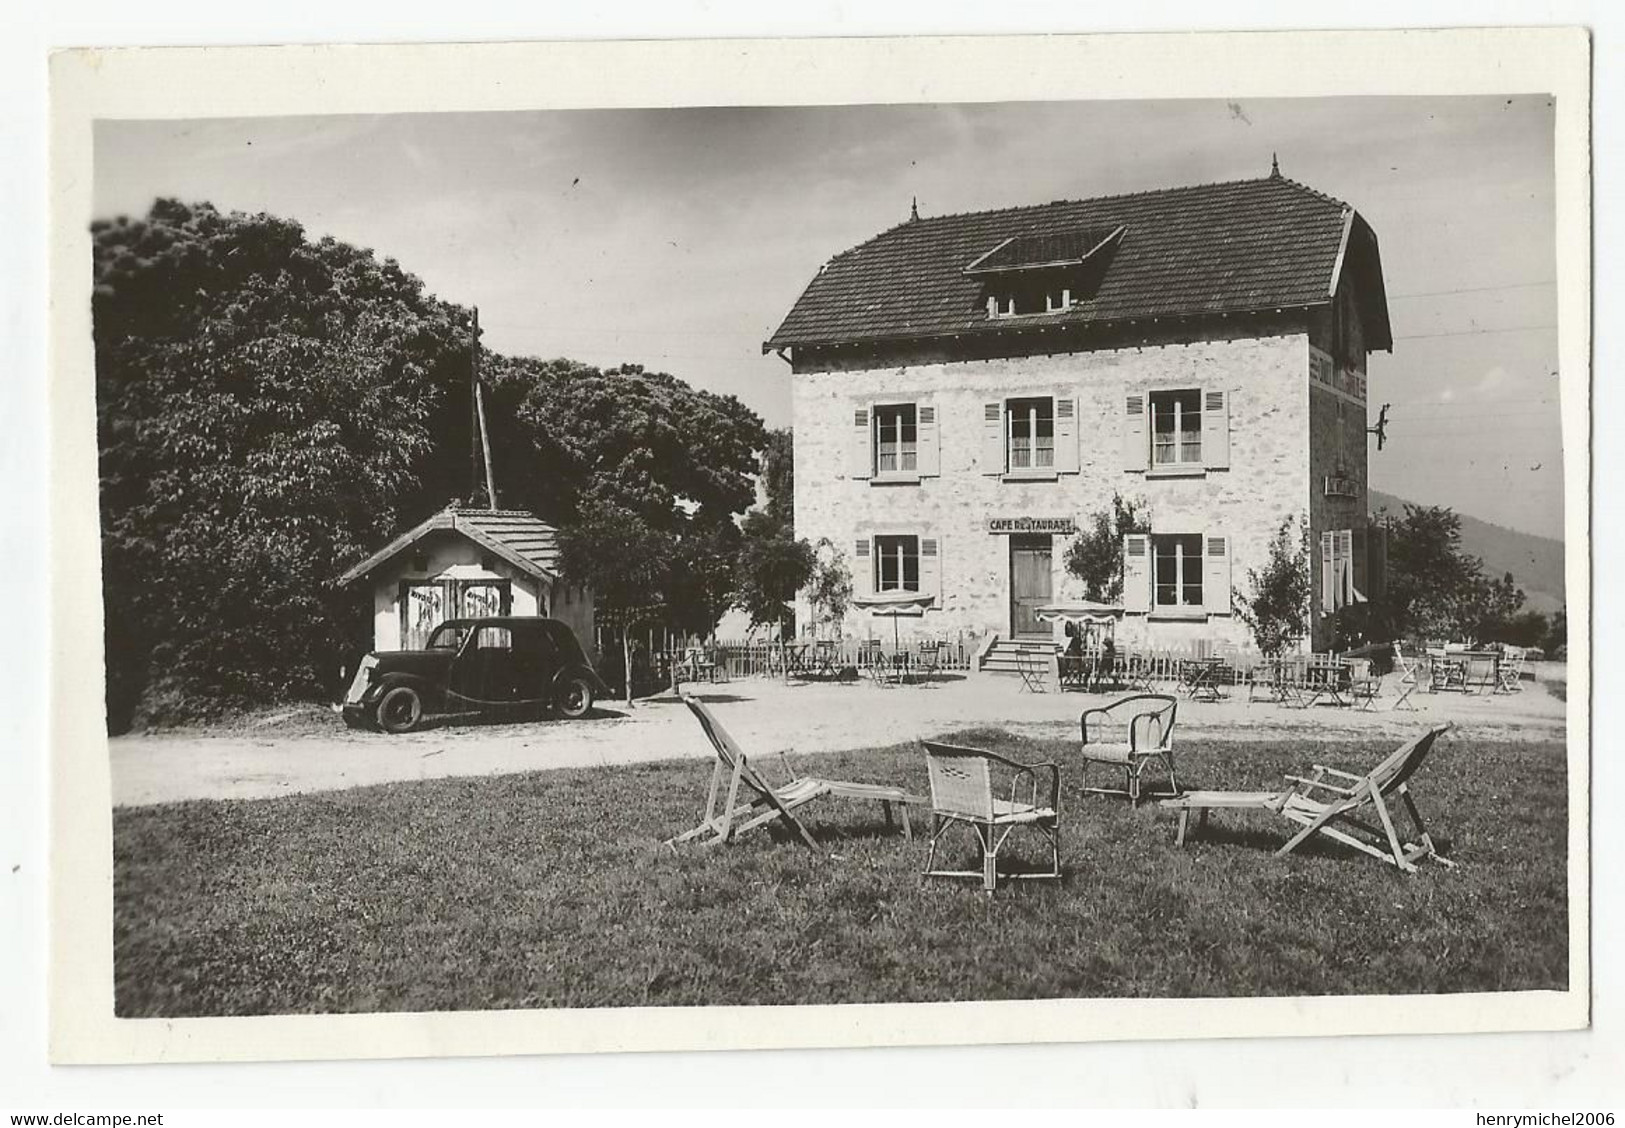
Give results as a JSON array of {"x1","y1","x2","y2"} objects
[{"x1": 1368, "y1": 489, "x2": 1566, "y2": 615}]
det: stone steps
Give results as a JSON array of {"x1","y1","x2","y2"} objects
[{"x1": 980, "y1": 637, "x2": 1054, "y2": 675}]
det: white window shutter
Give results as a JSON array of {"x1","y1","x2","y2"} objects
[
  {"x1": 920, "y1": 535, "x2": 942, "y2": 602},
  {"x1": 917, "y1": 403, "x2": 940, "y2": 477},
  {"x1": 1337, "y1": 529, "x2": 1357, "y2": 606},
  {"x1": 1054, "y1": 396, "x2": 1079, "y2": 474},
  {"x1": 1202, "y1": 388, "x2": 1230, "y2": 469},
  {"x1": 849, "y1": 406, "x2": 872, "y2": 479},
  {"x1": 1123, "y1": 534, "x2": 1151, "y2": 613},
  {"x1": 1320, "y1": 531, "x2": 1336, "y2": 614},
  {"x1": 1203, "y1": 532, "x2": 1231, "y2": 615},
  {"x1": 1122, "y1": 391, "x2": 1148, "y2": 471},
  {"x1": 853, "y1": 537, "x2": 873, "y2": 594},
  {"x1": 981, "y1": 401, "x2": 1004, "y2": 476}
]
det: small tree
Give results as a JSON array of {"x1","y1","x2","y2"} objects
[
  {"x1": 1236, "y1": 516, "x2": 1311, "y2": 657},
  {"x1": 1062, "y1": 493, "x2": 1150, "y2": 602},
  {"x1": 805, "y1": 538, "x2": 854, "y2": 641},
  {"x1": 558, "y1": 504, "x2": 673, "y2": 708}
]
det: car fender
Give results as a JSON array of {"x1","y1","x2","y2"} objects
[
  {"x1": 365, "y1": 671, "x2": 445, "y2": 712},
  {"x1": 550, "y1": 664, "x2": 609, "y2": 698}
]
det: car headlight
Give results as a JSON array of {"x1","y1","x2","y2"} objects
[{"x1": 344, "y1": 656, "x2": 379, "y2": 704}]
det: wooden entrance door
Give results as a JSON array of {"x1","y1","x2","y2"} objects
[{"x1": 1009, "y1": 535, "x2": 1053, "y2": 637}]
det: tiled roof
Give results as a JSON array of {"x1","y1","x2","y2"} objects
[
  {"x1": 337, "y1": 507, "x2": 561, "y2": 586},
  {"x1": 765, "y1": 174, "x2": 1386, "y2": 350}
]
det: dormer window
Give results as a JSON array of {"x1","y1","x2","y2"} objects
[
  {"x1": 986, "y1": 287, "x2": 1074, "y2": 320},
  {"x1": 967, "y1": 225, "x2": 1124, "y2": 320}
]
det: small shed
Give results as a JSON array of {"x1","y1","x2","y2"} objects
[{"x1": 338, "y1": 506, "x2": 594, "y2": 653}]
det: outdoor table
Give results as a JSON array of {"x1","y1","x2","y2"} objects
[
  {"x1": 869, "y1": 651, "x2": 912, "y2": 686},
  {"x1": 810, "y1": 640, "x2": 842, "y2": 679},
  {"x1": 1427, "y1": 647, "x2": 1499, "y2": 694},
  {"x1": 1057, "y1": 653, "x2": 1089, "y2": 690},
  {"x1": 1180, "y1": 658, "x2": 1228, "y2": 702},
  {"x1": 1301, "y1": 656, "x2": 1352, "y2": 707},
  {"x1": 781, "y1": 642, "x2": 813, "y2": 682}
]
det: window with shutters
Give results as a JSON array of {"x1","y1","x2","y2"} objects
[
  {"x1": 873, "y1": 535, "x2": 920, "y2": 593},
  {"x1": 1149, "y1": 389, "x2": 1202, "y2": 466},
  {"x1": 1152, "y1": 534, "x2": 1204, "y2": 608},
  {"x1": 1007, "y1": 397, "x2": 1054, "y2": 471},
  {"x1": 873, "y1": 404, "x2": 917, "y2": 476}
]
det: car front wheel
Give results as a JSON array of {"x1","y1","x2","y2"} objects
[
  {"x1": 555, "y1": 676, "x2": 595, "y2": 719},
  {"x1": 375, "y1": 685, "x2": 424, "y2": 734}
]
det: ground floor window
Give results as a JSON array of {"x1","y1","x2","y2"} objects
[
  {"x1": 1153, "y1": 534, "x2": 1204, "y2": 608},
  {"x1": 874, "y1": 534, "x2": 920, "y2": 592}
]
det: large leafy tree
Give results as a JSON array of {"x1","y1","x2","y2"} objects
[
  {"x1": 93, "y1": 200, "x2": 471, "y2": 729},
  {"x1": 486, "y1": 359, "x2": 767, "y2": 644},
  {"x1": 1381, "y1": 504, "x2": 1533, "y2": 643}
]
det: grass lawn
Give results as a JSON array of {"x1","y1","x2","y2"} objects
[{"x1": 113, "y1": 731, "x2": 1569, "y2": 1015}]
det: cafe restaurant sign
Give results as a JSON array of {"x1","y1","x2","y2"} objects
[{"x1": 987, "y1": 516, "x2": 1078, "y2": 535}]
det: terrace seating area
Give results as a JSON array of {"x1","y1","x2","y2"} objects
[{"x1": 649, "y1": 631, "x2": 1542, "y2": 716}]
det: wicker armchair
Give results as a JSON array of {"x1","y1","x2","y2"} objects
[
  {"x1": 1079, "y1": 694, "x2": 1179, "y2": 804},
  {"x1": 921, "y1": 741, "x2": 1061, "y2": 894}
]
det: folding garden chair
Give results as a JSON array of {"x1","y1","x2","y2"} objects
[
  {"x1": 921, "y1": 740, "x2": 1061, "y2": 894},
  {"x1": 1015, "y1": 648, "x2": 1051, "y2": 693},
  {"x1": 913, "y1": 641, "x2": 946, "y2": 686},
  {"x1": 1347, "y1": 658, "x2": 1383, "y2": 712},
  {"x1": 1390, "y1": 643, "x2": 1421, "y2": 711},
  {"x1": 665, "y1": 693, "x2": 923, "y2": 849},
  {"x1": 1159, "y1": 725, "x2": 1454, "y2": 872},
  {"x1": 1496, "y1": 646, "x2": 1526, "y2": 693},
  {"x1": 1079, "y1": 693, "x2": 1179, "y2": 804}
]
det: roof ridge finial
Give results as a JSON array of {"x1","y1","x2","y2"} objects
[
  {"x1": 910, "y1": 196, "x2": 920, "y2": 222},
  {"x1": 1270, "y1": 152, "x2": 1281, "y2": 178}
]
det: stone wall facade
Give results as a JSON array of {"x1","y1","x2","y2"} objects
[{"x1": 790, "y1": 326, "x2": 1322, "y2": 653}]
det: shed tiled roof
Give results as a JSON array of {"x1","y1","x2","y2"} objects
[
  {"x1": 337, "y1": 507, "x2": 561, "y2": 586},
  {"x1": 765, "y1": 174, "x2": 1389, "y2": 351}
]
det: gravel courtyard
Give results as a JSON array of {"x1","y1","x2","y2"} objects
[{"x1": 109, "y1": 672, "x2": 1570, "y2": 807}]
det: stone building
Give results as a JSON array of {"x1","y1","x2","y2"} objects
[{"x1": 764, "y1": 169, "x2": 1392, "y2": 653}]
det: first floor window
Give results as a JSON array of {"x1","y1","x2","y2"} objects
[
  {"x1": 874, "y1": 404, "x2": 918, "y2": 474},
  {"x1": 1150, "y1": 388, "x2": 1202, "y2": 466},
  {"x1": 874, "y1": 534, "x2": 920, "y2": 592},
  {"x1": 1153, "y1": 534, "x2": 1204, "y2": 608},
  {"x1": 1007, "y1": 396, "x2": 1055, "y2": 470}
]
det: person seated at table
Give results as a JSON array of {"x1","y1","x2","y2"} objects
[{"x1": 1064, "y1": 623, "x2": 1084, "y2": 658}]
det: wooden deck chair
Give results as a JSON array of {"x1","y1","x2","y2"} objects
[
  {"x1": 665, "y1": 693, "x2": 922, "y2": 850},
  {"x1": 1390, "y1": 643, "x2": 1421, "y2": 711},
  {"x1": 921, "y1": 741, "x2": 1061, "y2": 894},
  {"x1": 1160, "y1": 725, "x2": 1454, "y2": 873}
]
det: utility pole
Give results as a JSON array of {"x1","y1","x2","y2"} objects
[
  {"x1": 474, "y1": 307, "x2": 497, "y2": 510},
  {"x1": 469, "y1": 307, "x2": 481, "y2": 504},
  {"x1": 469, "y1": 307, "x2": 500, "y2": 510}
]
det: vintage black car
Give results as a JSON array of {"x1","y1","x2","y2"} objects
[{"x1": 341, "y1": 617, "x2": 609, "y2": 733}]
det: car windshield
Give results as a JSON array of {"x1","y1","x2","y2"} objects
[{"x1": 426, "y1": 624, "x2": 471, "y2": 651}]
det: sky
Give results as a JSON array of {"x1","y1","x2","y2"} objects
[{"x1": 93, "y1": 95, "x2": 1563, "y2": 538}]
